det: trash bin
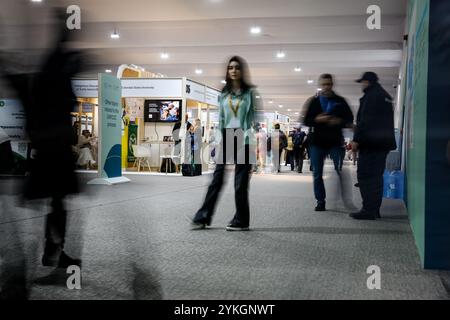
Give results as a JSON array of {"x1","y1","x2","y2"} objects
[{"x1": 383, "y1": 170, "x2": 404, "y2": 199}]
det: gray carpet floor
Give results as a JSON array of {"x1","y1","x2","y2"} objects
[{"x1": 1, "y1": 161, "x2": 449, "y2": 300}]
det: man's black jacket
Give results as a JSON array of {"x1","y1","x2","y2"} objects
[
  {"x1": 303, "y1": 92, "x2": 354, "y2": 148},
  {"x1": 353, "y1": 83, "x2": 397, "y2": 151}
]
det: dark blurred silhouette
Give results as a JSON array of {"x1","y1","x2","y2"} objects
[{"x1": 3, "y1": 8, "x2": 83, "y2": 269}]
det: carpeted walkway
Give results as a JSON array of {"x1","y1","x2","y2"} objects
[{"x1": 1, "y1": 161, "x2": 449, "y2": 299}]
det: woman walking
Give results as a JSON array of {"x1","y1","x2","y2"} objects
[{"x1": 191, "y1": 56, "x2": 260, "y2": 231}]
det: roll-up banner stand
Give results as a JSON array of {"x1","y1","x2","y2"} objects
[{"x1": 88, "y1": 74, "x2": 130, "y2": 185}]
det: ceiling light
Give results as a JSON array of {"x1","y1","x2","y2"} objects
[
  {"x1": 110, "y1": 31, "x2": 120, "y2": 39},
  {"x1": 105, "y1": 69, "x2": 112, "y2": 73},
  {"x1": 221, "y1": 80, "x2": 227, "y2": 84},
  {"x1": 294, "y1": 67, "x2": 302, "y2": 72},
  {"x1": 161, "y1": 53, "x2": 169, "y2": 59},
  {"x1": 279, "y1": 105, "x2": 283, "y2": 108},
  {"x1": 295, "y1": 112, "x2": 299, "y2": 115},
  {"x1": 288, "y1": 109, "x2": 292, "y2": 112},
  {"x1": 250, "y1": 26, "x2": 261, "y2": 34},
  {"x1": 276, "y1": 51, "x2": 286, "y2": 59},
  {"x1": 31, "y1": 0, "x2": 42, "y2": 2},
  {"x1": 307, "y1": 79, "x2": 314, "y2": 85},
  {"x1": 195, "y1": 69, "x2": 203, "y2": 75},
  {"x1": 317, "y1": 88, "x2": 322, "y2": 91},
  {"x1": 269, "y1": 100, "x2": 273, "y2": 104},
  {"x1": 256, "y1": 95, "x2": 261, "y2": 99}
]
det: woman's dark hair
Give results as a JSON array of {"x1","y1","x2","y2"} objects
[{"x1": 222, "y1": 56, "x2": 254, "y2": 94}]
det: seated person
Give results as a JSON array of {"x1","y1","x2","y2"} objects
[{"x1": 77, "y1": 130, "x2": 97, "y2": 169}]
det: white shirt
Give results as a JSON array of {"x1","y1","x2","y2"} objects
[{"x1": 226, "y1": 116, "x2": 242, "y2": 129}]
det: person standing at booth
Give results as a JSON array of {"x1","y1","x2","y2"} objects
[
  {"x1": 350, "y1": 72, "x2": 396, "y2": 220},
  {"x1": 191, "y1": 56, "x2": 260, "y2": 231}
]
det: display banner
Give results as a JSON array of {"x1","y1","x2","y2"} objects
[
  {"x1": 88, "y1": 74, "x2": 130, "y2": 185},
  {"x1": 121, "y1": 78, "x2": 183, "y2": 98},
  {"x1": 128, "y1": 124, "x2": 138, "y2": 163},
  {"x1": 72, "y1": 79, "x2": 99, "y2": 98},
  {"x1": 205, "y1": 87, "x2": 220, "y2": 107},
  {"x1": 0, "y1": 99, "x2": 27, "y2": 140},
  {"x1": 185, "y1": 80, "x2": 206, "y2": 102}
]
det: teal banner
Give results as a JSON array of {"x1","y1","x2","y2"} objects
[{"x1": 98, "y1": 74, "x2": 122, "y2": 179}]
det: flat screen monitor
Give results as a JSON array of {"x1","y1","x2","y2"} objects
[{"x1": 144, "y1": 100, "x2": 182, "y2": 122}]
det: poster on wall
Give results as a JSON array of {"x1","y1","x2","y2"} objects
[
  {"x1": 125, "y1": 98, "x2": 145, "y2": 122},
  {"x1": 88, "y1": 74, "x2": 130, "y2": 185},
  {"x1": 0, "y1": 99, "x2": 27, "y2": 140}
]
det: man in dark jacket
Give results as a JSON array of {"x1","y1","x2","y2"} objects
[
  {"x1": 350, "y1": 72, "x2": 396, "y2": 220},
  {"x1": 304, "y1": 74, "x2": 353, "y2": 211},
  {"x1": 293, "y1": 128, "x2": 306, "y2": 173},
  {"x1": 303, "y1": 74, "x2": 354, "y2": 211}
]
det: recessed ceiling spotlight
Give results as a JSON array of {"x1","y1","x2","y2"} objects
[
  {"x1": 256, "y1": 95, "x2": 261, "y2": 99},
  {"x1": 317, "y1": 88, "x2": 322, "y2": 91},
  {"x1": 307, "y1": 79, "x2": 314, "y2": 85},
  {"x1": 31, "y1": 0, "x2": 42, "y2": 2},
  {"x1": 195, "y1": 69, "x2": 203, "y2": 75},
  {"x1": 250, "y1": 26, "x2": 261, "y2": 34},
  {"x1": 294, "y1": 67, "x2": 302, "y2": 72},
  {"x1": 288, "y1": 109, "x2": 292, "y2": 112},
  {"x1": 278, "y1": 105, "x2": 283, "y2": 108},
  {"x1": 105, "y1": 69, "x2": 112, "y2": 73},
  {"x1": 295, "y1": 112, "x2": 299, "y2": 115},
  {"x1": 161, "y1": 53, "x2": 169, "y2": 59},
  {"x1": 110, "y1": 30, "x2": 120, "y2": 39},
  {"x1": 221, "y1": 80, "x2": 227, "y2": 84},
  {"x1": 276, "y1": 51, "x2": 286, "y2": 59},
  {"x1": 269, "y1": 100, "x2": 274, "y2": 104}
]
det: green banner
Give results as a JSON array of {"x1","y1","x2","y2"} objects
[{"x1": 128, "y1": 124, "x2": 138, "y2": 163}]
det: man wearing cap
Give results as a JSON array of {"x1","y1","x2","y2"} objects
[{"x1": 351, "y1": 72, "x2": 397, "y2": 220}]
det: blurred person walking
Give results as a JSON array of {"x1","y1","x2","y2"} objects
[
  {"x1": 302, "y1": 74, "x2": 354, "y2": 211},
  {"x1": 350, "y1": 72, "x2": 396, "y2": 220},
  {"x1": 191, "y1": 56, "x2": 260, "y2": 231},
  {"x1": 285, "y1": 132, "x2": 295, "y2": 171},
  {"x1": 0, "y1": 127, "x2": 14, "y2": 174},
  {"x1": 268, "y1": 123, "x2": 287, "y2": 173},
  {"x1": 3, "y1": 10, "x2": 83, "y2": 267}
]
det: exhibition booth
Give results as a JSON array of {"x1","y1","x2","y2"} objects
[{"x1": 71, "y1": 77, "x2": 221, "y2": 175}]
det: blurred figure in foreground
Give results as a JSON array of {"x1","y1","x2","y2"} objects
[
  {"x1": 4, "y1": 9, "x2": 83, "y2": 267},
  {"x1": 350, "y1": 72, "x2": 396, "y2": 220},
  {"x1": 191, "y1": 56, "x2": 260, "y2": 231}
]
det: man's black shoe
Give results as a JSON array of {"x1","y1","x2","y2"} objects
[
  {"x1": 315, "y1": 203, "x2": 326, "y2": 212},
  {"x1": 42, "y1": 251, "x2": 81, "y2": 268},
  {"x1": 350, "y1": 211, "x2": 376, "y2": 220},
  {"x1": 58, "y1": 251, "x2": 82, "y2": 268}
]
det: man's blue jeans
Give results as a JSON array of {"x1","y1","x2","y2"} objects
[{"x1": 310, "y1": 145, "x2": 342, "y2": 204}]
